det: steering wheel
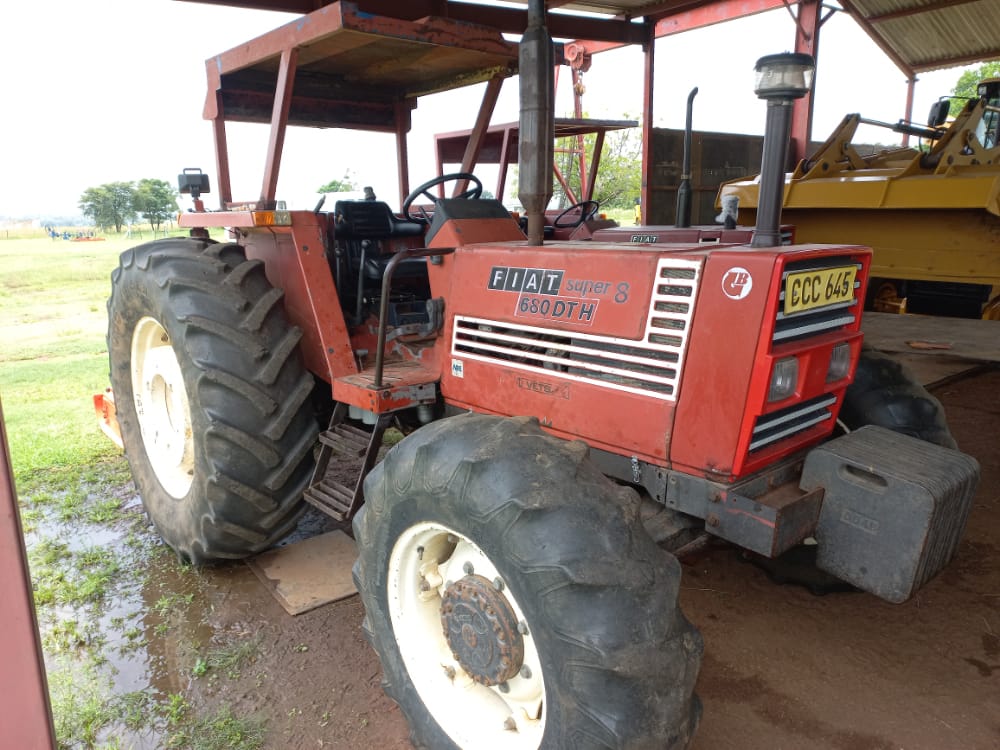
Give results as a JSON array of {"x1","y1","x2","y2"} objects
[
  {"x1": 552, "y1": 200, "x2": 600, "y2": 229},
  {"x1": 402, "y1": 172, "x2": 483, "y2": 224}
]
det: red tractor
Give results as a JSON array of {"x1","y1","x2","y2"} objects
[{"x1": 103, "y1": 3, "x2": 979, "y2": 747}]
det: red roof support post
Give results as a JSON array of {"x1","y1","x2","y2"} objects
[
  {"x1": 261, "y1": 46, "x2": 298, "y2": 206},
  {"x1": 0, "y1": 402, "x2": 56, "y2": 749},
  {"x1": 453, "y1": 74, "x2": 506, "y2": 197},
  {"x1": 640, "y1": 22, "x2": 655, "y2": 226},
  {"x1": 790, "y1": 0, "x2": 822, "y2": 164},
  {"x1": 203, "y1": 62, "x2": 234, "y2": 207},
  {"x1": 212, "y1": 102, "x2": 234, "y2": 208},
  {"x1": 396, "y1": 99, "x2": 413, "y2": 205},
  {"x1": 902, "y1": 76, "x2": 917, "y2": 147}
]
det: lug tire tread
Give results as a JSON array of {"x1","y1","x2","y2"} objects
[
  {"x1": 841, "y1": 346, "x2": 956, "y2": 448},
  {"x1": 353, "y1": 413, "x2": 702, "y2": 750},
  {"x1": 107, "y1": 238, "x2": 317, "y2": 562}
]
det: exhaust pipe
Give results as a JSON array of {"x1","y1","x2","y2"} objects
[
  {"x1": 518, "y1": 0, "x2": 554, "y2": 245},
  {"x1": 750, "y1": 53, "x2": 815, "y2": 248},
  {"x1": 675, "y1": 87, "x2": 698, "y2": 228}
]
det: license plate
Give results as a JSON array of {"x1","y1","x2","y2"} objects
[{"x1": 784, "y1": 266, "x2": 857, "y2": 315}]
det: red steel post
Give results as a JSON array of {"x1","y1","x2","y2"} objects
[{"x1": 0, "y1": 401, "x2": 56, "y2": 749}]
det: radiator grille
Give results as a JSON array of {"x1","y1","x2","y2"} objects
[
  {"x1": 451, "y1": 258, "x2": 702, "y2": 401},
  {"x1": 775, "y1": 257, "x2": 862, "y2": 342},
  {"x1": 750, "y1": 393, "x2": 837, "y2": 452}
]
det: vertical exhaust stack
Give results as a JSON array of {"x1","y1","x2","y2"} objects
[
  {"x1": 675, "y1": 87, "x2": 698, "y2": 228},
  {"x1": 518, "y1": 0, "x2": 554, "y2": 246},
  {"x1": 750, "y1": 53, "x2": 815, "y2": 248}
]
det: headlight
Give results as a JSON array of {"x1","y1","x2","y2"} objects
[
  {"x1": 827, "y1": 342, "x2": 852, "y2": 382},
  {"x1": 768, "y1": 356, "x2": 798, "y2": 402}
]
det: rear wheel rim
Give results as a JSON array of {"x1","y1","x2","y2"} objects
[
  {"x1": 388, "y1": 521, "x2": 547, "y2": 749},
  {"x1": 130, "y1": 316, "x2": 194, "y2": 499}
]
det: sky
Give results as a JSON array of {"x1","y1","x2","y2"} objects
[{"x1": 0, "y1": 0, "x2": 977, "y2": 220}]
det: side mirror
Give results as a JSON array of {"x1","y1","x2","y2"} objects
[
  {"x1": 178, "y1": 168, "x2": 211, "y2": 198},
  {"x1": 927, "y1": 100, "x2": 950, "y2": 127}
]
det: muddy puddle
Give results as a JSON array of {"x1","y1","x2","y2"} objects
[{"x1": 23, "y1": 470, "x2": 409, "y2": 750}]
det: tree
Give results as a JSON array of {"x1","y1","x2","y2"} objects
[
  {"x1": 552, "y1": 116, "x2": 640, "y2": 210},
  {"x1": 79, "y1": 182, "x2": 136, "y2": 233},
  {"x1": 134, "y1": 178, "x2": 178, "y2": 233},
  {"x1": 317, "y1": 172, "x2": 356, "y2": 193},
  {"x1": 949, "y1": 61, "x2": 1000, "y2": 115}
]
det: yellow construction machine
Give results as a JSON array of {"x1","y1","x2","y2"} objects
[{"x1": 720, "y1": 79, "x2": 1000, "y2": 319}]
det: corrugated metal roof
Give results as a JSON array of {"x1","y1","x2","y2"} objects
[{"x1": 838, "y1": 0, "x2": 1000, "y2": 73}]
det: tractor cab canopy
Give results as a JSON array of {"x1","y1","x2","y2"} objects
[
  {"x1": 200, "y1": 1, "x2": 521, "y2": 209},
  {"x1": 435, "y1": 117, "x2": 637, "y2": 205}
]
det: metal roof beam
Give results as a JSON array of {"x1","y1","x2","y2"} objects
[
  {"x1": 177, "y1": 0, "x2": 648, "y2": 43},
  {"x1": 652, "y1": 0, "x2": 787, "y2": 36},
  {"x1": 864, "y1": 0, "x2": 982, "y2": 24},
  {"x1": 837, "y1": 0, "x2": 914, "y2": 77}
]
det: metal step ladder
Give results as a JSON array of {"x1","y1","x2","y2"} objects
[{"x1": 303, "y1": 403, "x2": 391, "y2": 522}]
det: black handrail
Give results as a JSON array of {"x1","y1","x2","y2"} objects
[{"x1": 373, "y1": 247, "x2": 455, "y2": 389}]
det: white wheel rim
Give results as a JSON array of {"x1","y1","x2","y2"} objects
[
  {"x1": 388, "y1": 522, "x2": 547, "y2": 749},
  {"x1": 130, "y1": 316, "x2": 194, "y2": 499}
]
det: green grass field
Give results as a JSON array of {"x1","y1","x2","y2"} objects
[
  {"x1": 0, "y1": 236, "x2": 130, "y2": 488},
  {"x1": 1, "y1": 231, "x2": 267, "y2": 750}
]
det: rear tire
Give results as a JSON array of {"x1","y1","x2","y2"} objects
[
  {"x1": 107, "y1": 238, "x2": 318, "y2": 562},
  {"x1": 353, "y1": 413, "x2": 702, "y2": 749},
  {"x1": 840, "y1": 346, "x2": 956, "y2": 448}
]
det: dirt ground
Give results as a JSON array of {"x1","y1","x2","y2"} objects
[{"x1": 172, "y1": 366, "x2": 999, "y2": 750}]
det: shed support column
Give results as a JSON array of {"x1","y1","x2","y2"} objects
[
  {"x1": 640, "y1": 23, "x2": 655, "y2": 226},
  {"x1": 902, "y1": 77, "x2": 917, "y2": 147},
  {"x1": 790, "y1": 0, "x2": 822, "y2": 164}
]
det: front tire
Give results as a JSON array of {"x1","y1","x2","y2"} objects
[
  {"x1": 840, "y1": 346, "x2": 956, "y2": 448},
  {"x1": 107, "y1": 238, "x2": 318, "y2": 563},
  {"x1": 353, "y1": 414, "x2": 702, "y2": 749}
]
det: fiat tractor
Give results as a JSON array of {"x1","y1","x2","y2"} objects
[{"x1": 102, "y1": 2, "x2": 980, "y2": 748}]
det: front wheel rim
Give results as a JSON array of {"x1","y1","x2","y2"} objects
[
  {"x1": 388, "y1": 521, "x2": 547, "y2": 749},
  {"x1": 130, "y1": 316, "x2": 194, "y2": 499}
]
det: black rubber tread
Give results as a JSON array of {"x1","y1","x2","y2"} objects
[
  {"x1": 107, "y1": 238, "x2": 318, "y2": 563},
  {"x1": 353, "y1": 413, "x2": 702, "y2": 750},
  {"x1": 840, "y1": 346, "x2": 957, "y2": 448}
]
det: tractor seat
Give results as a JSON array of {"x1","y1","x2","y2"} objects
[{"x1": 333, "y1": 200, "x2": 424, "y2": 239}]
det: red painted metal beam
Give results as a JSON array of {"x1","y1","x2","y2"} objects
[
  {"x1": 902, "y1": 76, "x2": 917, "y2": 146},
  {"x1": 261, "y1": 46, "x2": 298, "y2": 205},
  {"x1": 395, "y1": 99, "x2": 412, "y2": 205},
  {"x1": 652, "y1": 0, "x2": 787, "y2": 36},
  {"x1": 790, "y1": 0, "x2": 821, "y2": 164},
  {"x1": 213, "y1": 107, "x2": 234, "y2": 207},
  {"x1": 454, "y1": 75, "x2": 506, "y2": 196},
  {"x1": 0, "y1": 402, "x2": 56, "y2": 750},
  {"x1": 178, "y1": 0, "x2": 648, "y2": 44}
]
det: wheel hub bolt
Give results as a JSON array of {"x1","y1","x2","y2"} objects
[
  {"x1": 463, "y1": 562, "x2": 474, "y2": 575},
  {"x1": 520, "y1": 665, "x2": 532, "y2": 679},
  {"x1": 517, "y1": 621, "x2": 529, "y2": 636},
  {"x1": 503, "y1": 717, "x2": 517, "y2": 732},
  {"x1": 493, "y1": 577, "x2": 504, "y2": 591},
  {"x1": 498, "y1": 681, "x2": 510, "y2": 693}
]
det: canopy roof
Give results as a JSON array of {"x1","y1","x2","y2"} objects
[{"x1": 180, "y1": 0, "x2": 1000, "y2": 77}]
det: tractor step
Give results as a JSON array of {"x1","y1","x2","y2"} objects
[{"x1": 303, "y1": 404, "x2": 391, "y2": 523}]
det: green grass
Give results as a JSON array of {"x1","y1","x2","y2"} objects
[
  {"x1": 167, "y1": 705, "x2": 266, "y2": 750},
  {"x1": 1, "y1": 230, "x2": 268, "y2": 750}
]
